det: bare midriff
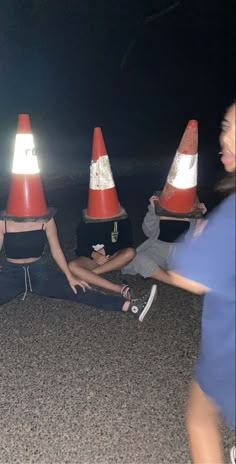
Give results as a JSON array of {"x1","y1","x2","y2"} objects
[{"x1": 6, "y1": 256, "x2": 41, "y2": 264}]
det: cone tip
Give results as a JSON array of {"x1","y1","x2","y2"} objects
[
  {"x1": 187, "y1": 119, "x2": 198, "y2": 129},
  {"x1": 17, "y1": 114, "x2": 32, "y2": 134},
  {"x1": 92, "y1": 126, "x2": 107, "y2": 160}
]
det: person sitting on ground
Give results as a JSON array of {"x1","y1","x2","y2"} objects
[
  {"x1": 122, "y1": 194, "x2": 207, "y2": 285},
  {"x1": 0, "y1": 216, "x2": 157, "y2": 322},
  {"x1": 69, "y1": 216, "x2": 136, "y2": 279}
]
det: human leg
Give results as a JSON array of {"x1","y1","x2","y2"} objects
[
  {"x1": 70, "y1": 248, "x2": 135, "y2": 276},
  {"x1": 186, "y1": 381, "x2": 224, "y2": 463},
  {"x1": 93, "y1": 248, "x2": 136, "y2": 275},
  {"x1": 69, "y1": 257, "x2": 134, "y2": 297},
  {"x1": 150, "y1": 266, "x2": 175, "y2": 285},
  {"x1": 32, "y1": 263, "x2": 125, "y2": 311},
  {"x1": 123, "y1": 243, "x2": 177, "y2": 285},
  {"x1": 69, "y1": 256, "x2": 97, "y2": 271},
  {"x1": 0, "y1": 262, "x2": 26, "y2": 304},
  {"x1": 122, "y1": 246, "x2": 167, "y2": 279},
  {"x1": 31, "y1": 261, "x2": 158, "y2": 319}
]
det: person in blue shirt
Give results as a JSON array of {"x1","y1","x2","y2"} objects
[{"x1": 168, "y1": 102, "x2": 235, "y2": 463}]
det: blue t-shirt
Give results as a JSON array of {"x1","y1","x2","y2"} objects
[{"x1": 173, "y1": 193, "x2": 236, "y2": 428}]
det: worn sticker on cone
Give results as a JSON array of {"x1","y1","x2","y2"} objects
[
  {"x1": 167, "y1": 151, "x2": 198, "y2": 189},
  {"x1": 90, "y1": 155, "x2": 115, "y2": 190}
]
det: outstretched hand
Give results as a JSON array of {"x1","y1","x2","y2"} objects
[{"x1": 67, "y1": 275, "x2": 91, "y2": 294}]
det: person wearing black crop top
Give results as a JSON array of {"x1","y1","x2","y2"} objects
[
  {"x1": 0, "y1": 217, "x2": 157, "y2": 322},
  {"x1": 122, "y1": 194, "x2": 207, "y2": 286}
]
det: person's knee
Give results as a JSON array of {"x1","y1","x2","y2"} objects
[{"x1": 124, "y1": 247, "x2": 136, "y2": 262}]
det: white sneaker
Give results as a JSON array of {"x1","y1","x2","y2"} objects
[
  {"x1": 230, "y1": 446, "x2": 236, "y2": 464},
  {"x1": 129, "y1": 284, "x2": 158, "y2": 322}
]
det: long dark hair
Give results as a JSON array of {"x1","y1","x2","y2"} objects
[{"x1": 217, "y1": 171, "x2": 236, "y2": 194}]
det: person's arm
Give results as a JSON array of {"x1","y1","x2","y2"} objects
[
  {"x1": 45, "y1": 219, "x2": 90, "y2": 293},
  {"x1": 168, "y1": 194, "x2": 235, "y2": 297},
  {"x1": 142, "y1": 195, "x2": 160, "y2": 238}
]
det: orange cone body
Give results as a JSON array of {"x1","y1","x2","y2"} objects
[
  {"x1": 85, "y1": 127, "x2": 126, "y2": 220},
  {"x1": 158, "y1": 120, "x2": 199, "y2": 214},
  {"x1": 6, "y1": 174, "x2": 48, "y2": 217},
  {"x1": 4, "y1": 114, "x2": 51, "y2": 220}
]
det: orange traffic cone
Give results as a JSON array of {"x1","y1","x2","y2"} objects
[
  {"x1": 0, "y1": 114, "x2": 56, "y2": 221},
  {"x1": 83, "y1": 127, "x2": 127, "y2": 222},
  {"x1": 155, "y1": 120, "x2": 202, "y2": 218}
]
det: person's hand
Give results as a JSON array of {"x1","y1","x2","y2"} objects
[
  {"x1": 67, "y1": 274, "x2": 91, "y2": 294},
  {"x1": 91, "y1": 250, "x2": 110, "y2": 265},
  {"x1": 197, "y1": 202, "x2": 207, "y2": 215},
  {"x1": 149, "y1": 195, "x2": 159, "y2": 208}
]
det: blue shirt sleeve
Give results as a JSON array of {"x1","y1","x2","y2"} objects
[{"x1": 172, "y1": 194, "x2": 236, "y2": 296}]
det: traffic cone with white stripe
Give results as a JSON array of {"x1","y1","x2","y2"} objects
[
  {"x1": 0, "y1": 114, "x2": 56, "y2": 222},
  {"x1": 83, "y1": 127, "x2": 127, "y2": 222},
  {"x1": 155, "y1": 119, "x2": 202, "y2": 218}
]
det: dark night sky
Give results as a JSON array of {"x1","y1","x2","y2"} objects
[{"x1": 0, "y1": 0, "x2": 235, "y2": 172}]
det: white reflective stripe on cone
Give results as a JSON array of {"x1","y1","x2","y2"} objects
[
  {"x1": 90, "y1": 154, "x2": 115, "y2": 190},
  {"x1": 12, "y1": 134, "x2": 39, "y2": 174},
  {"x1": 167, "y1": 151, "x2": 198, "y2": 189}
]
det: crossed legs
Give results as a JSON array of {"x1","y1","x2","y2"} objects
[{"x1": 69, "y1": 248, "x2": 136, "y2": 295}]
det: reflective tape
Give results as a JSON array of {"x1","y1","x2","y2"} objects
[
  {"x1": 12, "y1": 134, "x2": 39, "y2": 174},
  {"x1": 167, "y1": 151, "x2": 198, "y2": 189},
  {"x1": 90, "y1": 154, "x2": 115, "y2": 190}
]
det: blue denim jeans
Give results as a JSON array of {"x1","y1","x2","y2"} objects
[{"x1": 0, "y1": 258, "x2": 125, "y2": 311}]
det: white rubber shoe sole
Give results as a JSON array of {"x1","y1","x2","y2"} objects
[
  {"x1": 139, "y1": 284, "x2": 158, "y2": 322},
  {"x1": 230, "y1": 446, "x2": 236, "y2": 464}
]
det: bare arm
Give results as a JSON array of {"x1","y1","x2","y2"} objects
[{"x1": 45, "y1": 219, "x2": 90, "y2": 293}]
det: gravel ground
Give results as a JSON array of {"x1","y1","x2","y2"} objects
[{"x1": 0, "y1": 173, "x2": 234, "y2": 464}]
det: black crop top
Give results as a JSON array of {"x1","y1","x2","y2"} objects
[
  {"x1": 4, "y1": 222, "x2": 47, "y2": 259},
  {"x1": 158, "y1": 220, "x2": 190, "y2": 243}
]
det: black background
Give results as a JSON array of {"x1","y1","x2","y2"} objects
[{"x1": 0, "y1": 0, "x2": 235, "y2": 173}]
